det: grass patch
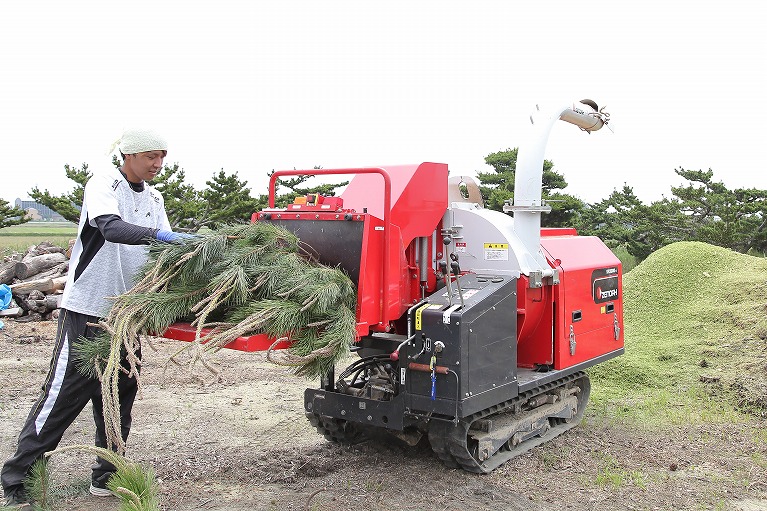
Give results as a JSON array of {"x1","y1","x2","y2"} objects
[
  {"x1": 589, "y1": 241, "x2": 767, "y2": 426},
  {"x1": 0, "y1": 222, "x2": 76, "y2": 255},
  {"x1": 594, "y1": 459, "x2": 647, "y2": 489}
]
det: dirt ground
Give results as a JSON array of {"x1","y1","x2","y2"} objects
[{"x1": 1, "y1": 319, "x2": 766, "y2": 511}]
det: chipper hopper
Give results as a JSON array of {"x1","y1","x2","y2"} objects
[{"x1": 163, "y1": 99, "x2": 623, "y2": 473}]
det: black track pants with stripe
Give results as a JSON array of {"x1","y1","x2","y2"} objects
[{"x1": 1, "y1": 309, "x2": 139, "y2": 498}]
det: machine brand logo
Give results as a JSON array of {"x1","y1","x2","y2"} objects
[{"x1": 592, "y1": 267, "x2": 619, "y2": 304}]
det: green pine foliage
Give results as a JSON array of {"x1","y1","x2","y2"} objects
[
  {"x1": 28, "y1": 163, "x2": 91, "y2": 224},
  {"x1": 72, "y1": 335, "x2": 111, "y2": 380},
  {"x1": 107, "y1": 463, "x2": 160, "y2": 511},
  {"x1": 0, "y1": 198, "x2": 29, "y2": 229},
  {"x1": 198, "y1": 171, "x2": 264, "y2": 229},
  {"x1": 24, "y1": 459, "x2": 52, "y2": 511},
  {"x1": 74, "y1": 222, "x2": 357, "y2": 453},
  {"x1": 23, "y1": 446, "x2": 160, "y2": 511}
]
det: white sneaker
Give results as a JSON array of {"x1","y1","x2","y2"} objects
[{"x1": 89, "y1": 483, "x2": 114, "y2": 497}]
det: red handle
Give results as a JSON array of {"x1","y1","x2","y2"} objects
[{"x1": 408, "y1": 362, "x2": 449, "y2": 375}]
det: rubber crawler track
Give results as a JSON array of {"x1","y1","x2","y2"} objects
[
  {"x1": 428, "y1": 371, "x2": 590, "y2": 473},
  {"x1": 307, "y1": 371, "x2": 590, "y2": 473}
]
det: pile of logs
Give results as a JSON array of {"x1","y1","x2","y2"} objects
[{"x1": 1, "y1": 241, "x2": 71, "y2": 322}]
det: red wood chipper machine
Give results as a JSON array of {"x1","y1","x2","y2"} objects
[{"x1": 164, "y1": 99, "x2": 623, "y2": 473}]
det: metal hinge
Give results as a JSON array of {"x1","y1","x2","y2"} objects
[
  {"x1": 569, "y1": 325, "x2": 576, "y2": 355},
  {"x1": 529, "y1": 269, "x2": 559, "y2": 288}
]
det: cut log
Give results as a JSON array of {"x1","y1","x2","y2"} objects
[
  {"x1": 20, "y1": 262, "x2": 68, "y2": 282},
  {"x1": 14, "y1": 253, "x2": 67, "y2": 280},
  {"x1": 0, "y1": 260, "x2": 16, "y2": 285},
  {"x1": 25, "y1": 294, "x2": 62, "y2": 312},
  {"x1": 35, "y1": 241, "x2": 66, "y2": 255},
  {"x1": 23, "y1": 298, "x2": 47, "y2": 314},
  {"x1": 28, "y1": 290, "x2": 45, "y2": 301},
  {"x1": 44, "y1": 294, "x2": 63, "y2": 310},
  {"x1": 22, "y1": 242, "x2": 64, "y2": 259},
  {"x1": 0, "y1": 307, "x2": 23, "y2": 317},
  {"x1": 10, "y1": 276, "x2": 68, "y2": 295}
]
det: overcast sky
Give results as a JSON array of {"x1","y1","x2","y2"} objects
[{"x1": 1, "y1": 1, "x2": 765, "y2": 209}]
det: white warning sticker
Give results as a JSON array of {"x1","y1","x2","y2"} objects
[
  {"x1": 455, "y1": 242, "x2": 467, "y2": 253},
  {"x1": 484, "y1": 243, "x2": 509, "y2": 261}
]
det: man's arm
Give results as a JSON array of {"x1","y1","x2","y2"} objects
[
  {"x1": 94, "y1": 214, "x2": 193, "y2": 244},
  {"x1": 93, "y1": 214, "x2": 159, "y2": 245}
]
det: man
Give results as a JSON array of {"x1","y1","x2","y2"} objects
[{"x1": 2, "y1": 129, "x2": 189, "y2": 508}]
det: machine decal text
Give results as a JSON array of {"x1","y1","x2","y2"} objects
[{"x1": 483, "y1": 243, "x2": 509, "y2": 261}]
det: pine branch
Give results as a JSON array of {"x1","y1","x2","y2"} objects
[
  {"x1": 24, "y1": 458, "x2": 52, "y2": 511},
  {"x1": 41, "y1": 446, "x2": 159, "y2": 511},
  {"x1": 87, "y1": 222, "x2": 358, "y2": 454}
]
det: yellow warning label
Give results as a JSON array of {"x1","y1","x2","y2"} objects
[
  {"x1": 414, "y1": 303, "x2": 431, "y2": 330},
  {"x1": 483, "y1": 243, "x2": 509, "y2": 261}
]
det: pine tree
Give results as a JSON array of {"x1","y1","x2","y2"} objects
[
  {"x1": 25, "y1": 446, "x2": 159, "y2": 511},
  {"x1": 0, "y1": 198, "x2": 29, "y2": 228},
  {"x1": 28, "y1": 163, "x2": 90, "y2": 223},
  {"x1": 198, "y1": 171, "x2": 264, "y2": 229}
]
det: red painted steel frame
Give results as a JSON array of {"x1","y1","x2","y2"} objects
[
  {"x1": 161, "y1": 323, "x2": 292, "y2": 352},
  {"x1": 339, "y1": 163, "x2": 447, "y2": 330},
  {"x1": 340, "y1": 163, "x2": 448, "y2": 249}
]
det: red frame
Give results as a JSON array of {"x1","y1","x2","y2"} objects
[{"x1": 162, "y1": 323, "x2": 291, "y2": 352}]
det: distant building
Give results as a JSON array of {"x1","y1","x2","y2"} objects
[{"x1": 14, "y1": 199, "x2": 67, "y2": 222}]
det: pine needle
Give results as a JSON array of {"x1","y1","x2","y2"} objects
[
  {"x1": 23, "y1": 458, "x2": 52, "y2": 511},
  {"x1": 72, "y1": 334, "x2": 111, "y2": 380}
]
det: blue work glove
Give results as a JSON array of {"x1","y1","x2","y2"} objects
[{"x1": 156, "y1": 230, "x2": 196, "y2": 243}]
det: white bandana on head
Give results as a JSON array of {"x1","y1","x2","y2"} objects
[{"x1": 109, "y1": 128, "x2": 168, "y2": 155}]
